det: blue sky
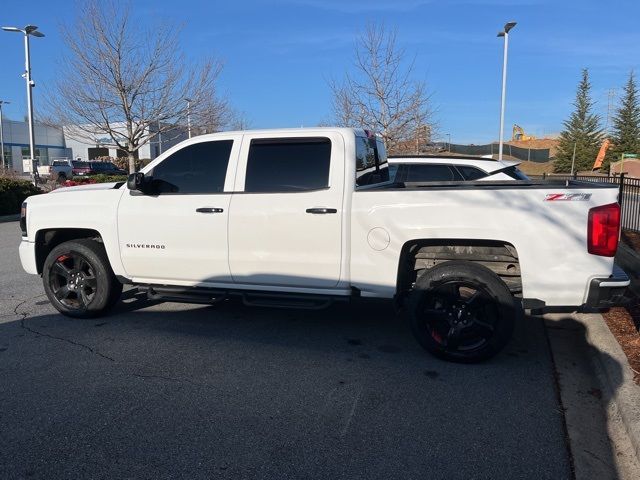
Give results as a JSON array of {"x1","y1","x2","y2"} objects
[{"x1": 1, "y1": 0, "x2": 639, "y2": 143}]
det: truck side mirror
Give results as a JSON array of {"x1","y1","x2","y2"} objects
[{"x1": 127, "y1": 172, "x2": 147, "y2": 193}]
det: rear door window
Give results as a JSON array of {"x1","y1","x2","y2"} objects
[
  {"x1": 244, "y1": 138, "x2": 331, "y2": 193},
  {"x1": 455, "y1": 166, "x2": 488, "y2": 181},
  {"x1": 401, "y1": 164, "x2": 464, "y2": 182}
]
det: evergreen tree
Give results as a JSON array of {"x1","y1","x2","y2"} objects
[
  {"x1": 604, "y1": 71, "x2": 640, "y2": 171},
  {"x1": 554, "y1": 69, "x2": 604, "y2": 173}
]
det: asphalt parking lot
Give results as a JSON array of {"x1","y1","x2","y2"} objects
[{"x1": 0, "y1": 221, "x2": 574, "y2": 479}]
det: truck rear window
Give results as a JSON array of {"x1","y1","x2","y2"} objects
[
  {"x1": 245, "y1": 137, "x2": 331, "y2": 193},
  {"x1": 356, "y1": 134, "x2": 389, "y2": 187}
]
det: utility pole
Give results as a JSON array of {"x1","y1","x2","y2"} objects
[
  {"x1": 185, "y1": 98, "x2": 192, "y2": 138},
  {"x1": 605, "y1": 88, "x2": 616, "y2": 135},
  {"x1": 3, "y1": 24, "x2": 45, "y2": 186},
  {"x1": 570, "y1": 142, "x2": 577, "y2": 176},
  {"x1": 0, "y1": 100, "x2": 9, "y2": 170},
  {"x1": 497, "y1": 21, "x2": 517, "y2": 162}
]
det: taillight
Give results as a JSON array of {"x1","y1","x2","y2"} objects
[
  {"x1": 20, "y1": 202, "x2": 27, "y2": 237},
  {"x1": 588, "y1": 203, "x2": 620, "y2": 256}
]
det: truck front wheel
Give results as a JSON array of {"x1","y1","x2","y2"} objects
[
  {"x1": 42, "y1": 239, "x2": 123, "y2": 318},
  {"x1": 407, "y1": 261, "x2": 519, "y2": 363}
]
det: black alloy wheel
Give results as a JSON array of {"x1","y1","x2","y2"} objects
[
  {"x1": 407, "y1": 261, "x2": 518, "y2": 363},
  {"x1": 49, "y1": 252, "x2": 98, "y2": 310},
  {"x1": 419, "y1": 279, "x2": 499, "y2": 353},
  {"x1": 43, "y1": 239, "x2": 122, "y2": 318}
]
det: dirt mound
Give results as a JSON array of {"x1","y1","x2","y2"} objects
[{"x1": 516, "y1": 160, "x2": 555, "y2": 175}]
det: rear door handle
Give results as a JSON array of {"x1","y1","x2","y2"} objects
[
  {"x1": 196, "y1": 207, "x2": 224, "y2": 213},
  {"x1": 306, "y1": 208, "x2": 337, "y2": 214}
]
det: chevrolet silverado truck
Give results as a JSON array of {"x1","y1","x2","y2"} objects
[
  {"x1": 37, "y1": 159, "x2": 74, "y2": 180},
  {"x1": 18, "y1": 128, "x2": 629, "y2": 362}
]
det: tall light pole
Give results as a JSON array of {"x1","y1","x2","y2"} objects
[
  {"x1": 497, "y1": 21, "x2": 516, "y2": 162},
  {"x1": 446, "y1": 133, "x2": 451, "y2": 152},
  {"x1": 0, "y1": 100, "x2": 9, "y2": 170},
  {"x1": 185, "y1": 98, "x2": 192, "y2": 138},
  {"x1": 3, "y1": 24, "x2": 45, "y2": 185}
]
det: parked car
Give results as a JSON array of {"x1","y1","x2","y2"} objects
[
  {"x1": 87, "y1": 161, "x2": 127, "y2": 175},
  {"x1": 18, "y1": 128, "x2": 629, "y2": 363},
  {"x1": 388, "y1": 155, "x2": 530, "y2": 183},
  {"x1": 71, "y1": 160, "x2": 92, "y2": 176},
  {"x1": 37, "y1": 159, "x2": 73, "y2": 180}
]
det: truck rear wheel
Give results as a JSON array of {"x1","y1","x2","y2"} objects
[
  {"x1": 407, "y1": 261, "x2": 519, "y2": 363},
  {"x1": 42, "y1": 239, "x2": 122, "y2": 318}
]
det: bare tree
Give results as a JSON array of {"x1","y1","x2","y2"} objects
[
  {"x1": 48, "y1": 0, "x2": 231, "y2": 173},
  {"x1": 330, "y1": 23, "x2": 434, "y2": 154}
]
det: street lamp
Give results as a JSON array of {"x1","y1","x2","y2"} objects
[
  {"x1": 3, "y1": 24, "x2": 45, "y2": 185},
  {"x1": 446, "y1": 133, "x2": 451, "y2": 152},
  {"x1": 497, "y1": 21, "x2": 516, "y2": 162},
  {"x1": 0, "y1": 100, "x2": 9, "y2": 170},
  {"x1": 185, "y1": 98, "x2": 192, "y2": 138}
]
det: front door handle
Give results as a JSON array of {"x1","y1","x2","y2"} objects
[
  {"x1": 306, "y1": 208, "x2": 337, "y2": 214},
  {"x1": 196, "y1": 207, "x2": 224, "y2": 213}
]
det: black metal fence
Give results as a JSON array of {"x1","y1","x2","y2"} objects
[{"x1": 530, "y1": 174, "x2": 640, "y2": 233}]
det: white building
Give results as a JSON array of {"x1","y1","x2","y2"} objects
[
  {"x1": 1, "y1": 118, "x2": 189, "y2": 173},
  {"x1": 63, "y1": 123, "x2": 188, "y2": 161},
  {"x1": 1, "y1": 119, "x2": 71, "y2": 173}
]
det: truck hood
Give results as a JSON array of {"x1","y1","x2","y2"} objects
[{"x1": 49, "y1": 182, "x2": 121, "y2": 194}]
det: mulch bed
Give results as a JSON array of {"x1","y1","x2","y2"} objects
[
  {"x1": 602, "y1": 230, "x2": 640, "y2": 384},
  {"x1": 621, "y1": 230, "x2": 640, "y2": 252},
  {"x1": 603, "y1": 302, "x2": 640, "y2": 385}
]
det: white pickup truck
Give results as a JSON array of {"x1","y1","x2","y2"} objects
[
  {"x1": 18, "y1": 128, "x2": 629, "y2": 362},
  {"x1": 36, "y1": 159, "x2": 74, "y2": 179}
]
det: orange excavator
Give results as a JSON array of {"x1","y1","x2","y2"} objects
[{"x1": 592, "y1": 139, "x2": 611, "y2": 170}]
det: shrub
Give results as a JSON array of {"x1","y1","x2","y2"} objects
[
  {"x1": 0, "y1": 177, "x2": 42, "y2": 215},
  {"x1": 63, "y1": 174, "x2": 128, "y2": 187},
  {"x1": 111, "y1": 157, "x2": 149, "y2": 171}
]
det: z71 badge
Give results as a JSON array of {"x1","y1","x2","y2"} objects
[{"x1": 544, "y1": 193, "x2": 592, "y2": 201}]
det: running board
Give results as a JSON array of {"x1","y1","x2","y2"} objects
[
  {"x1": 138, "y1": 284, "x2": 346, "y2": 310},
  {"x1": 143, "y1": 285, "x2": 228, "y2": 305},
  {"x1": 242, "y1": 293, "x2": 334, "y2": 310}
]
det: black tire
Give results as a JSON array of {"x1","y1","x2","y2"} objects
[
  {"x1": 58, "y1": 173, "x2": 67, "y2": 181},
  {"x1": 42, "y1": 238, "x2": 123, "y2": 318},
  {"x1": 406, "y1": 260, "x2": 520, "y2": 363}
]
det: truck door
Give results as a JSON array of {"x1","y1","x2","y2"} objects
[
  {"x1": 117, "y1": 136, "x2": 239, "y2": 284},
  {"x1": 228, "y1": 133, "x2": 344, "y2": 288}
]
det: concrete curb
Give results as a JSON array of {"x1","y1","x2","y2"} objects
[
  {"x1": 574, "y1": 313, "x2": 640, "y2": 463},
  {"x1": 0, "y1": 214, "x2": 19, "y2": 223}
]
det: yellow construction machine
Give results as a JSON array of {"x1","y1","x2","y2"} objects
[{"x1": 512, "y1": 124, "x2": 536, "y2": 141}]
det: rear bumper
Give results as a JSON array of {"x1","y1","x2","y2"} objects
[
  {"x1": 526, "y1": 264, "x2": 630, "y2": 314},
  {"x1": 584, "y1": 264, "x2": 630, "y2": 309}
]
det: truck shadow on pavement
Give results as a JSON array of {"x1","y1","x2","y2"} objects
[{"x1": 0, "y1": 289, "x2": 627, "y2": 480}]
